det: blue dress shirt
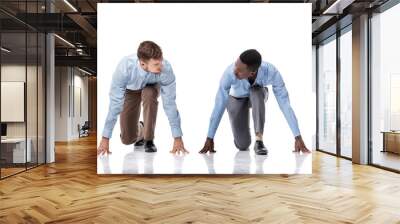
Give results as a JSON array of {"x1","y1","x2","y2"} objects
[
  {"x1": 102, "y1": 54, "x2": 182, "y2": 139},
  {"x1": 207, "y1": 61, "x2": 301, "y2": 139}
]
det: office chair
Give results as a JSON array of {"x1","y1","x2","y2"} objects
[{"x1": 79, "y1": 121, "x2": 90, "y2": 138}]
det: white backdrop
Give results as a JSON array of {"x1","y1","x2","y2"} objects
[{"x1": 97, "y1": 3, "x2": 314, "y2": 174}]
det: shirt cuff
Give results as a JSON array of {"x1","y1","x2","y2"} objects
[
  {"x1": 102, "y1": 128, "x2": 112, "y2": 139},
  {"x1": 171, "y1": 127, "x2": 183, "y2": 138},
  {"x1": 207, "y1": 128, "x2": 216, "y2": 139},
  {"x1": 292, "y1": 128, "x2": 301, "y2": 138}
]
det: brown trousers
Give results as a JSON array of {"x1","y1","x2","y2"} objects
[{"x1": 120, "y1": 84, "x2": 160, "y2": 145}]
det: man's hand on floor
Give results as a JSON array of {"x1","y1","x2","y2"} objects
[
  {"x1": 170, "y1": 137, "x2": 189, "y2": 155},
  {"x1": 97, "y1": 137, "x2": 112, "y2": 156},
  {"x1": 199, "y1": 138, "x2": 216, "y2": 154},
  {"x1": 293, "y1": 135, "x2": 311, "y2": 153}
]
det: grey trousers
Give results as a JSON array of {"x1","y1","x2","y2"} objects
[{"x1": 227, "y1": 85, "x2": 269, "y2": 150}]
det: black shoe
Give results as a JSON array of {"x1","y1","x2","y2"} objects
[
  {"x1": 134, "y1": 121, "x2": 145, "y2": 147},
  {"x1": 254, "y1": 140, "x2": 268, "y2": 155},
  {"x1": 134, "y1": 139, "x2": 144, "y2": 147},
  {"x1": 144, "y1": 140, "x2": 157, "y2": 153}
]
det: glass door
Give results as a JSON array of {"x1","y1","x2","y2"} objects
[
  {"x1": 318, "y1": 36, "x2": 337, "y2": 155},
  {"x1": 339, "y1": 27, "x2": 352, "y2": 158}
]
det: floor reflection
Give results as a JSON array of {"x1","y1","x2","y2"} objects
[
  {"x1": 254, "y1": 154, "x2": 268, "y2": 174},
  {"x1": 173, "y1": 154, "x2": 186, "y2": 174},
  {"x1": 122, "y1": 148, "x2": 155, "y2": 174},
  {"x1": 294, "y1": 152, "x2": 308, "y2": 174},
  {"x1": 98, "y1": 146, "x2": 312, "y2": 174},
  {"x1": 233, "y1": 151, "x2": 251, "y2": 174},
  {"x1": 202, "y1": 154, "x2": 216, "y2": 174}
]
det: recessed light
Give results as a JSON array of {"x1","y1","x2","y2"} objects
[
  {"x1": 63, "y1": 0, "x2": 78, "y2": 12},
  {"x1": 78, "y1": 67, "x2": 92, "y2": 76},
  {"x1": 54, "y1": 34, "x2": 75, "y2": 48},
  {"x1": 1, "y1": 47, "x2": 11, "y2": 53}
]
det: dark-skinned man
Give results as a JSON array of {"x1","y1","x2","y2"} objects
[{"x1": 200, "y1": 49, "x2": 310, "y2": 155}]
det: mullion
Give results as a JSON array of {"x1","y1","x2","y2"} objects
[
  {"x1": 25, "y1": 0, "x2": 28, "y2": 172},
  {"x1": 336, "y1": 29, "x2": 341, "y2": 157}
]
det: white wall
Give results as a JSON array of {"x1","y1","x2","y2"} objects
[
  {"x1": 1, "y1": 65, "x2": 38, "y2": 138},
  {"x1": 55, "y1": 66, "x2": 68, "y2": 141},
  {"x1": 55, "y1": 66, "x2": 89, "y2": 141},
  {"x1": 72, "y1": 71, "x2": 89, "y2": 138},
  {"x1": 312, "y1": 45, "x2": 317, "y2": 150},
  {"x1": 1, "y1": 67, "x2": 25, "y2": 125}
]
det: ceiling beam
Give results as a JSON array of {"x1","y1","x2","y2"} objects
[
  {"x1": 55, "y1": 55, "x2": 96, "y2": 72},
  {"x1": 322, "y1": 0, "x2": 356, "y2": 14}
]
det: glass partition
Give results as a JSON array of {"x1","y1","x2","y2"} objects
[
  {"x1": 339, "y1": 28, "x2": 352, "y2": 158},
  {"x1": 0, "y1": 1, "x2": 46, "y2": 179},
  {"x1": 1, "y1": 30, "x2": 28, "y2": 177},
  {"x1": 318, "y1": 36, "x2": 337, "y2": 155},
  {"x1": 371, "y1": 3, "x2": 400, "y2": 171}
]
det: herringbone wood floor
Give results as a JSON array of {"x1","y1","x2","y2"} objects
[{"x1": 1, "y1": 134, "x2": 400, "y2": 224}]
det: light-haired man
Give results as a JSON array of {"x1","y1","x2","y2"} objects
[{"x1": 98, "y1": 41, "x2": 188, "y2": 155}]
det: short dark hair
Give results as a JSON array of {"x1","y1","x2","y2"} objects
[
  {"x1": 137, "y1": 41, "x2": 163, "y2": 61},
  {"x1": 239, "y1": 49, "x2": 262, "y2": 72}
]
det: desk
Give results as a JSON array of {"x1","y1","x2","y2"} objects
[
  {"x1": 381, "y1": 131, "x2": 400, "y2": 154},
  {"x1": 1, "y1": 138, "x2": 32, "y2": 163}
]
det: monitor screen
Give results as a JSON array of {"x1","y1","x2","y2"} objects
[{"x1": 1, "y1": 123, "x2": 7, "y2": 137}]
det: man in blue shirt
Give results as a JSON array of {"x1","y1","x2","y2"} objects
[
  {"x1": 97, "y1": 41, "x2": 188, "y2": 155},
  {"x1": 200, "y1": 49, "x2": 310, "y2": 155}
]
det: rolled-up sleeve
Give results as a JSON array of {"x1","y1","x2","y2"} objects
[
  {"x1": 270, "y1": 65, "x2": 301, "y2": 137},
  {"x1": 101, "y1": 57, "x2": 131, "y2": 139},
  {"x1": 207, "y1": 67, "x2": 233, "y2": 139},
  {"x1": 160, "y1": 63, "x2": 183, "y2": 138}
]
